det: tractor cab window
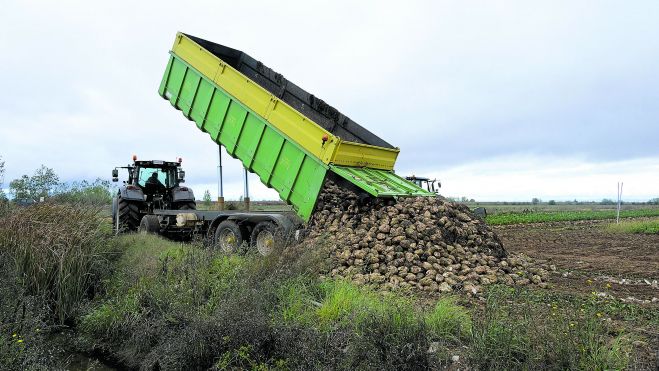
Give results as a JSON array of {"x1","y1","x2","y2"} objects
[{"x1": 137, "y1": 167, "x2": 175, "y2": 188}]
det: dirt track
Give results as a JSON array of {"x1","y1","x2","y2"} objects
[{"x1": 495, "y1": 220, "x2": 659, "y2": 302}]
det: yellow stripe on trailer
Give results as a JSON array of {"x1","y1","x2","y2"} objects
[
  {"x1": 171, "y1": 33, "x2": 399, "y2": 170},
  {"x1": 333, "y1": 141, "x2": 400, "y2": 169}
]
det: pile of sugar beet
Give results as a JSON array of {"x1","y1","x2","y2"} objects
[{"x1": 305, "y1": 178, "x2": 550, "y2": 295}]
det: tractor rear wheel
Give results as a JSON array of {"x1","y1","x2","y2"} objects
[{"x1": 117, "y1": 197, "x2": 140, "y2": 232}]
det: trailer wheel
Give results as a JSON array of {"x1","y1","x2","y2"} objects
[
  {"x1": 214, "y1": 220, "x2": 243, "y2": 253},
  {"x1": 250, "y1": 221, "x2": 281, "y2": 256},
  {"x1": 116, "y1": 197, "x2": 140, "y2": 232},
  {"x1": 139, "y1": 215, "x2": 160, "y2": 235}
]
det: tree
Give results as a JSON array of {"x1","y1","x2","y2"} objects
[
  {"x1": 203, "y1": 190, "x2": 212, "y2": 208},
  {"x1": 531, "y1": 198, "x2": 541, "y2": 205},
  {"x1": 9, "y1": 165, "x2": 59, "y2": 202},
  {"x1": 649, "y1": 198, "x2": 659, "y2": 205},
  {"x1": 600, "y1": 198, "x2": 615, "y2": 205},
  {"x1": 548, "y1": 200, "x2": 556, "y2": 205},
  {"x1": 31, "y1": 165, "x2": 59, "y2": 200},
  {"x1": 9, "y1": 175, "x2": 31, "y2": 201}
]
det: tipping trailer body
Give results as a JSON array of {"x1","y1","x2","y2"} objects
[{"x1": 159, "y1": 33, "x2": 433, "y2": 221}]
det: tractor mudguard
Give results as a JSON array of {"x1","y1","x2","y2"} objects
[
  {"x1": 119, "y1": 186, "x2": 146, "y2": 201},
  {"x1": 172, "y1": 186, "x2": 195, "y2": 202}
]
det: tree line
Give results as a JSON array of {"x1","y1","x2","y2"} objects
[{"x1": 0, "y1": 157, "x2": 112, "y2": 204}]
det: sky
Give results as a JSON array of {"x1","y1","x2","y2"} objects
[{"x1": 1, "y1": 0, "x2": 658, "y2": 202}]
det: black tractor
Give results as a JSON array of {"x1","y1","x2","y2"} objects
[{"x1": 111, "y1": 156, "x2": 196, "y2": 232}]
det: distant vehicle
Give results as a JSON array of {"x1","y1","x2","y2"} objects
[{"x1": 405, "y1": 176, "x2": 441, "y2": 194}]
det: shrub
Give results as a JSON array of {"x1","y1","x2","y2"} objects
[{"x1": 52, "y1": 179, "x2": 112, "y2": 205}]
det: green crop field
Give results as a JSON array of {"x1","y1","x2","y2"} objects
[{"x1": 485, "y1": 208, "x2": 659, "y2": 225}]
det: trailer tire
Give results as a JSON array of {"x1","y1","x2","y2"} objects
[
  {"x1": 250, "y1": 221, "x2": 281, "y2": 256},
  {"x1": 117, "y1": 197, "x2": 140, "y2": 232},
  {"x1": 214, "y1": 220, "x2": 243, "y2": 253},
  {"x1": 139, "y1": 215, "x2": 160, "y2": 235}
]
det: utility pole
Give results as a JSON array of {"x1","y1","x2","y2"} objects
[
  {"x1": 616, "y1": 182, "x2": 623, "y2": 224},
  {"x1": 217, "y1": 146, "x2": 224, "y2": 210},
  {"x1": 243, "y1": 167, "x2": 250, "y2": 211}
]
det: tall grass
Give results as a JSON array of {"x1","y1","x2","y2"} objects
[{"x1": 0, "y1": 203, "x2": 116, "y2": 324}]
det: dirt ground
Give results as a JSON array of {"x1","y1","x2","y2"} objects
[{"x1": 495, "y1": 219, "x2": 659, "y2": 303}]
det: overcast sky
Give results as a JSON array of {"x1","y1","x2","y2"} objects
[{"x1": 1, "y1": 0, "x2": 658, "y2": 201}]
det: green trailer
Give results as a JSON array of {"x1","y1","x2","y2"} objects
[{"x1": 159, "y1": 33, "x2": 433, "y2": 222}]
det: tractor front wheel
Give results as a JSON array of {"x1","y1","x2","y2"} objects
[{"x1": 138, "y1": 215, "x2": 160, "y2": 235}]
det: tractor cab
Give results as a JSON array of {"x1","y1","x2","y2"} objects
[
  {"x1": 405, "y1": 175, "x2": 441, "y2": 194},
  {"x1": 132, "y1": 160, "x2": 183, "y2": 188}
]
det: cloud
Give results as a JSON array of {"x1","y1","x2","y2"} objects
[
  {"x1": 423, "y1": 155, "x2": 659, "y2": 202},
  {"x1": 1, "y1": 0, "x2": 657, "y2": 201}
]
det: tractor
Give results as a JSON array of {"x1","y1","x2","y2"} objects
[
  {"x1": 111, "y1": 156, "x2": 196, "y2": 232},
  {"x1": 405, "y1": 175, "x2": 441, "y2": 194}
]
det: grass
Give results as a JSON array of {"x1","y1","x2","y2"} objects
[
  {"x1": 605, "y1": 218, "x2": 659, "y2": 234},
  {"x1": 277, "y1": 279, "x2": 418, "y2": 332},
  {"x1": 425, "y1": 297, "x2": 472, "y2": 342},
  {"x1": 486, "y1": 208, "x2": 659, "y2": 225},
  {"x1": 469, "y1": 286, "x2": 633, "y2": 370}
]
